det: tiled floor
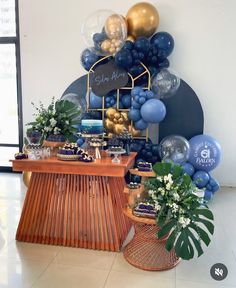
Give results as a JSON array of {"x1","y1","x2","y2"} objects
[{"x1": 0, "y1": 173, "x2": 236, "y2": 288}]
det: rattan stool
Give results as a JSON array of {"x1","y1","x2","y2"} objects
[{"x1": 123, "y1": 208, "x2": 180, "y2": 271}]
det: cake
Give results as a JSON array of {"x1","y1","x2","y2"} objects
[
  {"x1": 57, "y1": 142, "x2": 94, "y2": 162},
  {"x1": 14, "y1": 152, "x2": 28, "y2": 160},
  {"x1": 81, "y1": 119, "x2": 103, "y2": 135},
  {"x1": 133, "y1": 202, "x2": 157, "y2": 219},
  {"x1": 108, "y1": 146, "x2": 123, "y2": 152},
  {"x1": 127, "y1": 182, "x2": 140, "y2": 189},
  {"x1": 137, "y1": 162, "x2": 153, "y2": 172}
]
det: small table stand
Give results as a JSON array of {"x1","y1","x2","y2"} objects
[
  {"x1": 106, "y1": 149, "x2": 126, "y2": 164},
  {"x1": 89, "y1": 141, "x2": 107, "y2": 159},
  {"x1": 123, "y1": 168, "x2": 180, "y2": 271},
  {"x1": 123, "y1": 207, "x2": 180, "y2": 271}
]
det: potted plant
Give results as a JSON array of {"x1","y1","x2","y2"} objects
[
  {"x1": 145, "y1": 161, "x2": 214, "y2": 260},
  {"x1": 26, "y1": 97, "x2": 81, "y2": 143}
]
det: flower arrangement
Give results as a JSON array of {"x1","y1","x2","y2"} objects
[
  {"x1": 26, "y1": 97, "x2": 81, "y2": 143},
  {"x1": 145, "y1": 161, "x2": 214, "y2": 260}
]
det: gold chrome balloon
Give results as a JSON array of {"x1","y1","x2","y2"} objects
[
  {"x1": 105, "y1": 118, "x2": 115, "y2": 132},
  {"x1": 105, "y1": 14, "x2": 127, "y2": 40},
  {"x1": 121, "y1": 112, "x2": 130, "y2": 124},
  {"x1": 114, "y1": 124, "x2": 125, "y2": 135},
  {"x1": 126, "y1": 35, "x2": 135, "y2": 42},
  {"x1": 23, "y1": 171, "x2": 32, "y2": 187},
  {"x1": 118, "y1": 117, "x2": 124, "y2": 124},
  {"x1": 114, "y1": 112, "x2": 121, "y2": 119},
  {"x1": 106, "y1": 108, "x2": 117, "y2": 119},
  {"x1": 128, "y1": 125, "x2": 142, "y2": 137},
  {"x1": 101, "y1": 39, "x2": 111, "y2": 52},
  {"x1": 126, "y1": 2, "x2": 159, "y2": 38}
]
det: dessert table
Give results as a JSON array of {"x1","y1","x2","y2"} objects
[{"x1": 11, "y1": 152, "x2": 136, "y2": 251}]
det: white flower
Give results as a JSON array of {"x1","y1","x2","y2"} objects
[
  {"x1": 53, "y1": 127, "x2": 61, "y2": 134},
  {"x1": 50, "y1": 118, "x2": 57, "y2": 127},
  {"x1": 148, "y1": 190, "x2": 155, "y2": 196},
  {"x1": 44, "y1": 126, "x2": 51, "y2": 132},
  {"x1": 178, "y1": 217, "x2": 191, "y2": 228},
  {"x1": 193, "y1": 188, "x2": 205, "y2": 198},
  {"x1": 154, "y1": 203, "x2": 161, "y2": 211},
  {"x1": 65, "y1": 120, "x2": 69, "y2": 125},
  {"x1": 156, "y1": 176, "x2": 163, "y2": 182},
  {"x1": 171, "y1": 203, "x2": 179, "y2": 213},
  {"x1": 164, "y1": 173, "x2": 173, "y2": 185},
  {"x1": 173, "y1": 193, "x2": 180, "y2": 201},
  {"x1": 166, "y1": 183, "x2": 172, "y2": 190}
]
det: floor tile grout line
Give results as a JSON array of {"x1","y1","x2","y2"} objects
[
  {"x1": 102, "y1": 252, "x2": 118, "y2": 288},
  {"x1": 30, "y1": 245, "x2": 63, "y2": 288}
]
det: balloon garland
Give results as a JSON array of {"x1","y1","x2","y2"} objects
[{"x1": 78, "y1": 2, "x2": 222, "y2": 201}]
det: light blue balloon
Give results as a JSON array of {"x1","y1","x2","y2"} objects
[
  {"x1": 131, "y1": 86, "x2": 143, "y2": 97},
  {"x1": 134, "y1": 119, "x2": 148, "y2": 130},
  {"x1": 132, "y1": 101, "x2": 141, "y2": 109},
  {"x1": 189, "y1": 134, "x2": 222, "y2": 172},
  {"x1": 182, "y1": 162, "x2": 195, "y2": 176},
  {"x1": 140, "y1": 99, "x2": 166, "y2": 123},
  {"x1": 128, "y1": 109, "x2": 141, "y2": 122},
  {"x1": 77, "y1": 138, "x2": 85, "y2": 146},
  {"x1": 193, "y1": 170, "x2": 210, "y2": 188},
  {"x1": 204, "y1": 190, "x2": 213, "y2": 201},
  {"x1": 209, "y1": 177, "x2": 220, "y2": 193}
]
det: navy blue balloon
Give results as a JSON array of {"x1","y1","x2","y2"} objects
[
  {"x1": 128, "y1": 109, "x2": 141, "y2": 122},
  {"x1": 182, "y1": 162, "x2": 195, "y2": 176},
  {"x1": 123, "y1": 41, "x2": 134, "y2": 50},
  {"x1": 89, "y1": 91, "x2": 102, "y2": 109},
  {"x1": 150, "y1": 32, "x2": 174, "y2": 58},
  {"x1": 158, "y1": 58, "x2": 170, "y2": 69},
  {"x1": 134, "y1": 119, "x2": 148, "y2": 130},
  {"x1": 82, "y1": 111, "x2": 102, "y2": 120},
  {"x1": 130, "y1": 142, "x2": 143, "y2": 153},
  {"x1": 93, "y1": 32, "x2": 106, "y2": 45},
  {"x1": 121, "y1": 94, "x2": 131, "y2": 108},
  {"x1": 140, "y1": 99, "x2": 166, "y2": 123},
  {"x1": 134, "y1": 37, "x2": 150, "y2": 54},
  {"x1": 193, "y1": 170, "x2": 210, "y2": 188},
  {"x1": 115, "y1": 49, "x2": 133, "y2": 69},
  {"x1": 152, "y1": 145, "x2": 159, "y2": 156},
  {"x1": 189, "y1": 134, "x2": 222, "y2": 172},
  {"x1": 119, "y1": 101, "x2": 124, "y2": 109},
  {"x1": 80, "y1": 49, "x2": 99, "y2": 71}
]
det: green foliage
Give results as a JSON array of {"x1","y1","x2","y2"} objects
[
  {"x1": 146, "y1": 161, "x2": 214, "y2": 260},
  {"x1": 26, "y1": 97, "x2": 81, "y2": 142}
]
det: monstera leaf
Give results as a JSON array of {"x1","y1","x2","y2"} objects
[{"x1": 158, "y1": 208, "x2": 214, "y2": 260}]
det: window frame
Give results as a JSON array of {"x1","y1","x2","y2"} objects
[{"x1": 0, "y1": 0, "x2": 23, "y2": 172}]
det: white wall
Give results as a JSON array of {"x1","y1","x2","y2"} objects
[{"x1": 19, "y1": 0, "x2": 236, "y2": 186}]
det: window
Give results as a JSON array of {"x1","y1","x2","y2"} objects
[{"x1": 0, "y1": 0, "x2": 22, "y2": 171}]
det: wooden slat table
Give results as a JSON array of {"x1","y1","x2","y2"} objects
[{"x1": 11, "y1": 153, "x2": 136, "y2": 251}]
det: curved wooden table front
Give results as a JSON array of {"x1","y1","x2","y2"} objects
[{"x1": 11, "y1": 153, "x2": 136, "y2": 251}]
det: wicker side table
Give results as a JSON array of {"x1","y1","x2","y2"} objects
[{"x1": 123, "y1": 207, "x2": 180, "y2": 271}]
